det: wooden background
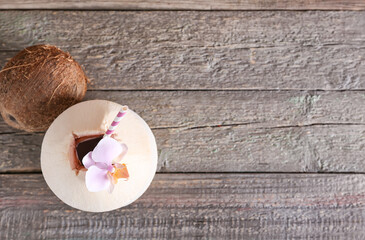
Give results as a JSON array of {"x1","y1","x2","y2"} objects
[{"x1": 0, "y1": 1, "x2": 365, "y2": 239}]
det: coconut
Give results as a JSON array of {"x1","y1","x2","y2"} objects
[
  {"x1": 41, "y1": 100, "x2": 158, "y2": 212},
  {"x1": 0, "y1": 45, "x2": 87, "y2": 132}
]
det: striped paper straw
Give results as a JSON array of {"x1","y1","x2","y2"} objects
[{"x1": 104, "y1": 106, "x2": 128, "y2": 137}]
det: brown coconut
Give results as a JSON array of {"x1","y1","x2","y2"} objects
[{"x1": 0, "y1": 45, "x2": 88, "y2": 132}]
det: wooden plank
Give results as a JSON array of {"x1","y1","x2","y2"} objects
[
  {"x1": 1, "y1": 173, "x2": 365, "y2": 239},
  {"x1": 0, "y1": 0, "x2": 364, "y2": 10},
  {"x1": 0, "y1": 133, "x2": 43, "y2": 172},
  {"x1": 1, "y1": 124, "x2": 365, "y2": 173},
  {"x1": 0, "y1": 11, "x2": 364, "y2": 90},
  {"x1": 2, "y1": 90, "x2": 365, "y2": 133},
  {"x1": 1, "y1": 90, "x2": 364, "y2": 172}
]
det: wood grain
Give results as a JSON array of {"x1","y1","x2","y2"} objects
[
  {"x1": 1, "y1": 173, "x2": 365, "y2": 239},
  {"x1": 0, "y1": 0, "x2": 365, "y2": 10},
  {"x1": 1, "y1": 90, "x2": 364, "y2": 173},
  {"x1": 1, "y1": 123, "x2": 364, "y2": 173},
  {"x1": 0, "y1": 11, "x2": 364, "y2": 90},
  {"x1": 2, "y1": 90, "x2": 365, "y2": 133}
]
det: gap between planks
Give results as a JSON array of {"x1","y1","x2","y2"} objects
[
  {"x1": 87, "y1": 89, "x2": 365, "y2": 92},
  {"x1": 1, "y1": 122, "x2": 364, "y2": 136},
  {"x1": 0, "y1": 0, "x2": 364, "y2": 10},
  {"x1": 3, "y1": 172, "x2": 365, "y2": 175}
]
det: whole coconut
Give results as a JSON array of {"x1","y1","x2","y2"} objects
[{"x1": 0, "y1": 45, "x2": 88, "y2": 132}]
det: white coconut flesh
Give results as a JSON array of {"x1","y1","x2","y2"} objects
[{"x1": 41, "y1": 100, "x2": 158, "y2": 212}]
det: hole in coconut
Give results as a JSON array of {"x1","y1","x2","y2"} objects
[
  {"x1": 76, "y1": 136, "x2": 104, "y2": 163},
  {"x1": 70, "y1": 134, "x2": 104, "y2": 174},
  {"x1": 5, "y1": 113, "x2": 18, "y2": 124},
  {"x1": 8, "y1": 114, "x2": 16, "y2": 122}
]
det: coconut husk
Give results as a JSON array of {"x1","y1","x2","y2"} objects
[{"x1": 0, "y1": 45, "x2": 88, "y2": 132}]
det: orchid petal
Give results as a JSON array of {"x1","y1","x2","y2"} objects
[
  {"x1": 107, "y1": 173, "x2": 115, "y2": 193},
  {"x1": 120, "y1": 143, "x2": 128, "y2": 157},
  {"x1": 94, "y1": 162, "x2": 109, "y2": 170},
  {"x1": 82, "y1": 152, "x2": 95, "y2": 169},
  {"x1": 113, "y1": 144, "x2": 128, "y2": 163},
  {"x1": 92, "y1": 137, "x2": 125, "y2": 166},
  {"x1": 85, "y1": 165, "x2": 110, "y2": 192},
  {"x1": 114, "y1": 163, "x2": 124, "y2": 169}
]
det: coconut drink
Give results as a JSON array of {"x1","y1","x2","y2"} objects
[
  {"x1": 0, "y1": 45, "x2": 156, "y2": 212},
  {"x1": 41, "y1": 100, "x2": 158, "y2": 212}
]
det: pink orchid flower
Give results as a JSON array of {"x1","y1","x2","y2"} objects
[{"x1": 82, "y1": 137, "x2": 129, "y2": 193}]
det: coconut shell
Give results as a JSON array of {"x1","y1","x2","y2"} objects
[
  {"x1": 41, "y1": 100, "x2": 158, "y2": 212},
  {"x1": 0, "y1": 45, "x2": 88, "y2": 132}
]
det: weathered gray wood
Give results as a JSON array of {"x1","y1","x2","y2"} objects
[
  {"x1": 1, "y1": 173, "x2": 365, "y2": 239},
  {"x1": 157, "y1": 124, "x2": 365, "y2": 173},
  {"x1": 1, "y1": 0, "x2": 365, "y2": 10},
  {"x1": 0, "y1": 133, "x2": 42, "y2": 172},
  {"x1": 2, "y1": 90, "x2": 365, "y2": 133},
  {"x1": 1, "y1": 124, "x2": 365, "y2": 173},
  {"x1": 1, "y1": 90, "x2": 365, "y2": 173},
  {"x1": 1, "y1": 11, "x2": 364, "y2": 90}
]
